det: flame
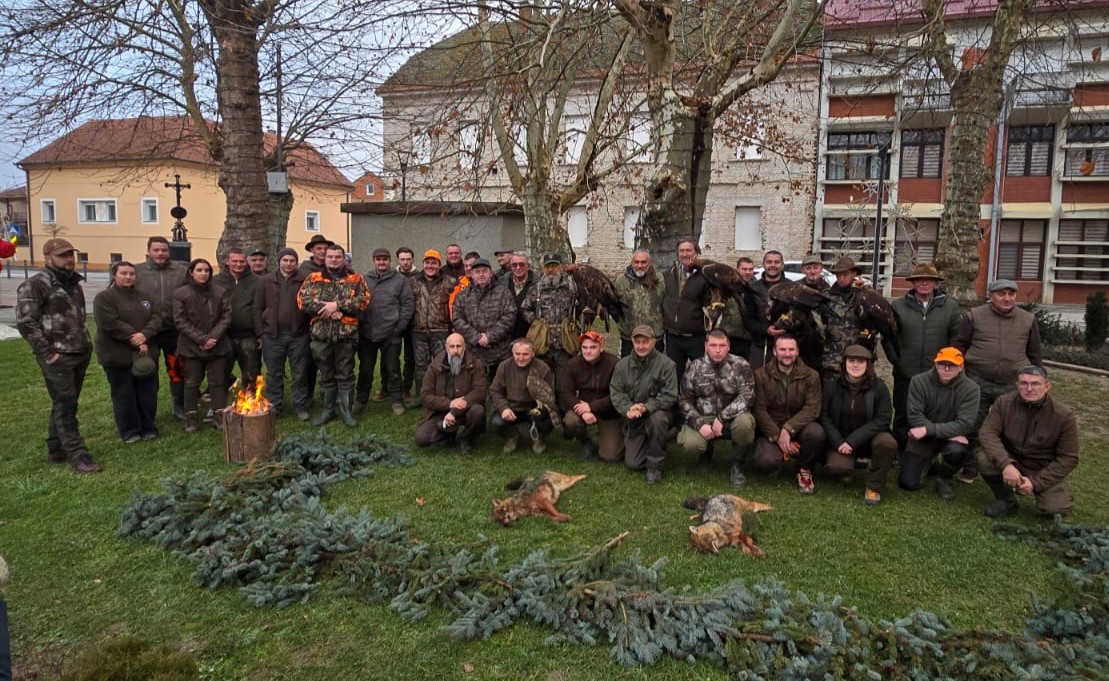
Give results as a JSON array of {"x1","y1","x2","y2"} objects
[{"x1": 232, "y1": 375, "x2": 271, "y2": 415}]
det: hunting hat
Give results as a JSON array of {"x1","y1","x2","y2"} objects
[
  {"x1": 933, "y1": 347, "x2": 964, "y2": 366},
  {"x1": 987, "y1": 279, "x2": 1018, "y2": 293},
  {"x1": 905, "y1": 263, "x2": 944, "y2": 281},
  {"x1": 542, "y1": 252, "x2": 563, "y2": 265},
  {"x1": 630, "y1": 324, "x2": 655, "y2": 339},
  {"x1": 422, "y1": 249, "x2": 442, "y2": 263},
  {"x1": 471, "y1": 258, "x2": 493, "y2": 270},
  {"x1": 830, "y1": 256, "x2": 861, "y2": 274},
  {"x1": 372, "y1": 247, "x2": 391, "y2": 259},
  {"x1": 247, "y1": 246, "x2": 266, "y2": 257},
  {"x1": 304, "y1": 234, "x2": 334, "y2": 252},
  {"x1": 42, "y1": 238, "x2": 76, "y2": 257},
  {"x1": 843, "y1": 345, "x2": 872, "y2": 361},
  {"x1": 131, "y1": 353, "x2": 157, "y2": 379},
  {"x1": 801, "y1": 254, "x2": 823, "y2": 267}
]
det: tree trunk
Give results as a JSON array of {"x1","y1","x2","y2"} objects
[
  {"x1": 934, "y1": 74, "x2": 1003, "y2": 304},
  {"x1": 521, "y1": 185, "x2": 571, "y2": 260},
  {"x1": 268, "y1": 190, "x2": 294, "y2": 254},
  {"x1": 198, "y1": 0, "x2": 270, "y2": 261}
]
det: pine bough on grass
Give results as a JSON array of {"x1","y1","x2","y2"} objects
[
  {"x1": 119, "y1": 435, "x2": 1109, "y2": 677},
  {"x1": 118, "y1": 433, "x2": 415, "y2": 607}
]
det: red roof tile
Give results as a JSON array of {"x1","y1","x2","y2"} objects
[{"x1": 19, "y1": 116, "x2": 351, "y2": 188}]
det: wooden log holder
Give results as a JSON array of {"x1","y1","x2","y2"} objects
[{"x1": 222, "y1": 407, "x2": 276, "y2": 463}]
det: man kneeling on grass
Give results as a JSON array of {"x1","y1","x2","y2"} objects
[
  {"x1": 977, "y1": 365, "x2": 1079, "y2": 518},
  {"x1": 490, "y1": 338, "x2": 556, "y2": 454},
  {"x1": 415, "y1": 333, "x2": 487, "y2": 454}
]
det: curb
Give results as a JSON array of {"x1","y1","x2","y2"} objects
[{"x1": 1043, "y1": 359, "x2": 1109, "y2": 378}]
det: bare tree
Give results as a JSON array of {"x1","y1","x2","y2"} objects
[
  {"x1": 0, "y1": 0, "x2": 423, "y2": 256},
  {"x1": 611, "y1": 0, "x2": 825, "y2": 256}
]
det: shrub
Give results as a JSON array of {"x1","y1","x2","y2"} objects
[
  {"x1": 1086, "y1": 291, "x2": 1109, "y2": 352},
  {"x1": 1042, "y1": 346, "x2": 1109, "y2": 372},
  {"x1": 1020, "y1": 302, "x2": 1084, "y2": 346}
]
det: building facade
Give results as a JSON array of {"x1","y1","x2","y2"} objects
[{"x1": 18, "y1": 116, "x2": 352, "y2": 267}]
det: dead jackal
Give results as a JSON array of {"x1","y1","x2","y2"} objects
[
  {"x1": 684, "y1": 494, "x2": 773, "y2": 557},
  {"x1": 492, "y1": 471, "x2": 587, "y2": 526}
]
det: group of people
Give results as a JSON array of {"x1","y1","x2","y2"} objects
[{"x1": 16, "y1": 237, "x2": 1079, "y2": 519}]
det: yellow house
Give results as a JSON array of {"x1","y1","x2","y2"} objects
[{"x1": 18, "y1": 116, "x2": 353, "y2": 267}]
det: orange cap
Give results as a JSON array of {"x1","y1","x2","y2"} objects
[
  {"x1": 578, "y1": 330, "x2": 604, "y2": 347},
  {"x1": 423, "y1": 249, "x2": 442, "y2": 263},
  {"x1": 933, "y1": 347, "x2": 964, "y2": 366}
]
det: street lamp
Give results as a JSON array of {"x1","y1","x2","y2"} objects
[
  {"x1": 397, "y1": 152, "x2": 409, "y2": 203},
  {"x1": 871, "y1": 141, "x2": 891, "y2": 290}
]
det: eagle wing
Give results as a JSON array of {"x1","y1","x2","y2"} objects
[
  {"x1": 695, "y1": 259, "x2": 750, "y2": 297},
  {"x1": 526, "y1": 370, "x2": 558, "y2": 415},
  {"x1": 768, "y1": 281, "x2": 831, "y2": 310},
  {"x1": 854, "y1": 286, "x2": 898, "y2": 346},
  {"x1": 567, "y1": 263, "x2": 624, "y2": 325}
]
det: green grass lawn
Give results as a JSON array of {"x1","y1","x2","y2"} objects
[{"x1": 1, "y1": 331, "x2": 1107, "y2": 680}]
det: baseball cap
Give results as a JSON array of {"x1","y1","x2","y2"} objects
[
  {"x1": 471, "y1": 258, "x2": 493, "y2": 270},
  {"x1": 933, "y1": 347, "x2": 964, "y2": 366},
  {"x1": 542, "y1": 252, "x2": 562, "y2": 265},
  {"x1": 372, "y1": 247, "x2": 391, "y2": 259},
  {"x1": 578, "y1": 330, "x2": 605, "y2": 346},
  {"x1": 801, "y1": 254, "x2": 822, "y2": 267},
  {"x1": 247, "y1": 246, "x2": 266, "y2": 257},
  {"x1": 42, "y1": 238, "x2": 77, "y2": 257},
  {"x1": 630, "y1": 324, "x2": 655, "y2": 339},
  {"x1": 422, "y1": 249, "x2": 442, "y2": 263}
]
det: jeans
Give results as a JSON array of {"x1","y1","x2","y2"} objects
[
  {"x1": 262, "y1": 333, "x2": 310, "y2": 413},
  {"x1": 36, "y1": 351, "x2": 91, "y2": 458},
  {"x1": 103, "y1": 364, "x2": 159, "y2": 439}
]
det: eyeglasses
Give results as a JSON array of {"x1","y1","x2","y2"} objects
[
  {"x1": 935, "y1": 363, "x2": 961, "y2": 370},
  {"x1": 510, "y1": 263, "x2": 528, "y2": 268},
  {"x1": 1017, "y1": 381, "x2": 1047, "y2": 389}
]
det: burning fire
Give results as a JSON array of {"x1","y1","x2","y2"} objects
[{"x1": 232, "y1": 376, "x2": 272, "y2": 415}]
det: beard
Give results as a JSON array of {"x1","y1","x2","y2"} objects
[
  {"x1": 633, "y1": 268, "x2": 647, "y2": 278},
  {"x1": 448, "y1": 354, "x2": 464, "y2": 375}
]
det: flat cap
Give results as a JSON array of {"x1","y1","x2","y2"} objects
[
  {"x1": 987, "y1": 279, "x2": 1018, "y2": 293},
  {"x1": 372, "y1": 247, "x2": 391, "y2": 259}
]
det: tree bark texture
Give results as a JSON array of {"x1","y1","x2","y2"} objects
[{"x1": 197, "y1": 0, "x2": 270, "y2": 262}]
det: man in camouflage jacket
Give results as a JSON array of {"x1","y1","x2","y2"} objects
[
  {"x1": 613, "y1": 249, "x2": 666, "y2": 357},
  {"x1": 676, "y1": 330, "x2": 757, "y2": 488},
  {"x1": 521, "y1": 252, "x2": 578, "y2": 413},
  {"x1": 451, "y1": 258, "x2": 517, "y2": 374},
  {"x1": 17, "y1": 238, "x2": 101, "y2": 473},
  {"x1": 821, "y1": 257, "x2": 869, "y2": 379},
  {"x1": 297, "y1": 244, "x2": 370, "y2": 427}
]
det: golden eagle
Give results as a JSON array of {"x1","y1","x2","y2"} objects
[{"x1": 566, "y1": 263, "x2": 624, "y2": 326}]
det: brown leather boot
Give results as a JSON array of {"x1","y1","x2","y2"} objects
[{"x1": 185, "y1": 411, "x2": 199, "y2": 433}]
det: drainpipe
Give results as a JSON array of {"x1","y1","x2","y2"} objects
[{"x1": 986, "y1": 79, "x2": 1016, "y2": 282}]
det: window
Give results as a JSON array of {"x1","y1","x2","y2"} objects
[
  {"x1": 995, "y1": 219, "x2": 1045, "y2": 280},
  {"x1": 1063, "y1": 122, "x2": 1109, "y2": 177},
  {"x1": 40, "y1": 199, "x2": 55, "y2": 224},
  {"x1": 893, "y1": 218, "x2": 939, "y2": 275},
  {"x1": 1056, "y1": 219, "x2": 1109, "y2": 281},
  {"x1": 77, "y1": 252, "x2": 89, "y2": 263},
  {"x1": 900, "y1": 129, "x2": 944, "y2": 179},
  {"x1": 458, "y1": 122, "x2": 480, "y2": 170},
  {"x1": 110, "y1": 252, "x2": 123, "y2": 264},
  {"x1": 1006, "y1": 125, "x2": 1054, "y2": 176},
  {"x1": 562, "y1": 114, "x2": 589, "y2": 165},
  {"x1": 626, "y1": 115, "x2": 651, "y2": 163},
  {"x1": 568, "y1": 206, "x2": 588, "y2": 248},
  {"x1": 364, "y1": 182, "x2": 376, "y2": 197},
  {"x1": 305, "y1": 211, "x2": 320, "y2": 233},
  {"x1": 734, "y1": 113, "x2": 765, "y2": 161},
  {"x1": 825, "y1": 130, "x2": 891, "y2": 181},
  {"x1": 77, "y1": 199, "x2": 117, "y2": 224},
  {"x1": 734, "y1": 206, "x2": 762, "y2": 250},
  {"x1": 141, "y1": 198, "x2": 158, "y2": 223},
  {"x1": 623, "y1": 206, "x2": 640, "y2": 249}
]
